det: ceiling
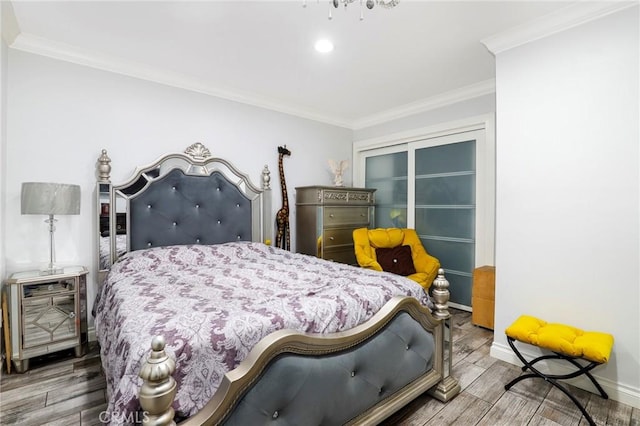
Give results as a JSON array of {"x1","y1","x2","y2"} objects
[{"x1": 6, "y1": 1, "x2": 577, "y2": 128}]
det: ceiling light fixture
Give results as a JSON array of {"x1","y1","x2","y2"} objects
[
  {"x1": 314, "y1": 39, "x2": 334, "y2": 53},
  {"x1": 303, "y1": 0, "x2": 399, "y2": 21}
]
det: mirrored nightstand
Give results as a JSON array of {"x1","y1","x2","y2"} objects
[{"x1": 4, "y1": 266, "x2": 88, "y2": 373}]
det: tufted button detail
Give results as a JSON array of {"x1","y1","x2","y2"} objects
[
  {"x1": 379, "y1": 387, "x2": 384, "y2": 394},
  {"x1": 195, "y1": 204, "x2": 200, "y2": 208},
  {"x1": 173, "y1": 222, "x2": 177, "y2": 226},
  {"x1": 216, "y1": 187, "x2": 221, "y2": 191},
  {"x1": 172, "y1": 186, "x2": 176, "y2": 190},
  {"x1": 393, "y1": 258, "x2": 399, "y2": 264},
  {"x1": 147, "y1": 242, "x2": 152, "y2": 247},
  {"x1": 406, "y1": 345, "x2": 410, "y2": 350},
  {"x1": 350, "y1": 371, "x2": 355, "y2": 377},
  {"x1": 196, "y1": 238, "x2": 200, "y2": 243},
  {"x1": 217, "y1": 220, "x2": 221, "y2": 224},
  {"x1": 147, "y1": 204, "x2": 152, "y2": 209},
  {"x1": 237, "y1": 235, "x2": 241, "y2": 240},
  {"x1": 236, "y1": 203, "x2": 240, "y2": 207},
  {"x1": 272, "y1": 410, "x2": 279, "y2": 419}
]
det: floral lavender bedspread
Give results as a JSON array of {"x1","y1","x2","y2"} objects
[{"x1": 93, "y1": 241, "x2": 430, "y2": 422}]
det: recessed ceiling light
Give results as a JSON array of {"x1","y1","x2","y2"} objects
[{"x1": 314, "y1": 39, "x2": 334, "y2": 53}]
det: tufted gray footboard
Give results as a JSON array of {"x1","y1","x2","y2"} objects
[
  {"x1": 140, "y1": 293, "x2": 459, "y2": 426},
  {"x1": 222, "y1": 311, "x2": 437, "y2": 425}
]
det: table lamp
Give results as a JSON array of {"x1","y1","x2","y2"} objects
[{"x1": 21, "y1": 182, "x2": 81, "y2": 273}]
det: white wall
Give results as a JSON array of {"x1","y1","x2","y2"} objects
[
  {"x1": 492, "y1": 6, "x2": 639, "y2": 407},
  {"x1": 5, "y1": 50, "x2": 352, "y2": 331},
  {"x1": 0, "y1": 4, "x2": 8, "y2": 283},
  {"x1": 0, "y1": 0, "x2": 8, "y2": 372}
]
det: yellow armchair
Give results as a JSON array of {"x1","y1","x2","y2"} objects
[{"x1": 353, "y1": 227, "x2": 440, "y2": 290}]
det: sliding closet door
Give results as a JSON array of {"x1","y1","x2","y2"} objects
[
  {"x1": 364, "y1": 147, "x2": 408, "y2": 228},
  {"x1": 411, "y1": 131, "x2": 482, "y2": 307},
  {"x1": 358, "y1": 126, "x2": 492, "y2": 309}
]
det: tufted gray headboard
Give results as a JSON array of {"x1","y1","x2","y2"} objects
[
  {"x1": 128, "y1": 169, "x2": 254, "y2": 251},
  {"x1": 96, "y1": 143, "x2": 272, "y2": 268}
]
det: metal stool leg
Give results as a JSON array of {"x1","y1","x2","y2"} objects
[{"x1": 505, "y1": 337, "x2": 603, "y2": 426}]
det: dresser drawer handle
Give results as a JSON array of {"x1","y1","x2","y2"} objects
[
  {"x1": 329, "y1": 214, "x2": 334, "y2": 218},
  {"x1": 329, "y1": 237, "x2": 334, "y2": 241}
]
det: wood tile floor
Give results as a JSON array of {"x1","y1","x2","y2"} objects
[
  {"x1": 383, "y1": 311, "x2": 639, "y2": 426},
  {"x1": 1, "y1": 309, "x2": 638, "y2": 425}
]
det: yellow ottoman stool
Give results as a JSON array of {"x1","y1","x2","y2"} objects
[{"x1": 505, "y1": 315, "x2": 614, "y2": 426}]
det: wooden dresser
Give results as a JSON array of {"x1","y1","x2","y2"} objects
[{"x1": 295, "y1": 186, "x2": 375, "y2": 265}]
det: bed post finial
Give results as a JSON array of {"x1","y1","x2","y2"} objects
[
  {"x1": 428, "y1": 268, "x2": 461, "y2": 402},
  {"x1": 139, "y1": 336, "x2": 177, "y2": 426},
  {"x1": 97, "y1": 149, "x2": 111, "y2": 183},
  {"x1": 262, "y1": 165, "x2": 271, "y2": 190},
  {"x1": 431, "y1": 268, "x2": 451, "y2": 320}
]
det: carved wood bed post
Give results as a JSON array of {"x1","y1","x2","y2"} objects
[
  {"x1": 139, "y1": 336, "x2": 177, "y2": 426},
  {"x1": 261, "y1": 165, "x2": 272, "y2": 245},
  {"x1": 97, "y1": 149, "x2": 111, "y2": 183},
  {"x1": 431, "y1": 268, "x2": 451, "y2": 321},
  {"x1": 429, "y1": 268, "x2": 461, "y2": 402}
]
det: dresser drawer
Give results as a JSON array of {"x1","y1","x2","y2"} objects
[
  {"x1": 322, "y1": 228, "x2": 356, "y2": 248},
  {"x1": 296, "y1": 186, "x2": 375, "y2": 206},
  {"x1": 323, "y1": 207, "x2": 370, "y2": 226},
  {"x1": 322, "y1": 246, "x2": 357, "y2": 265}
]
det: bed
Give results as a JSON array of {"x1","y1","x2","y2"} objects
[{"x1": 93, "y1": 143, "x2": 460, "y2": 425}]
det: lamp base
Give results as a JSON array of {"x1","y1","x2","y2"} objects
[{"x1": 44, "y1": 215, "x2": 62, "y2": 276}]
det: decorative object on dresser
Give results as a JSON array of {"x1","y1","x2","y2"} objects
[
  {"x1": 296, "y1": 186, "x2": 375, "y2": 265},
  {"x1": 327, "y1": 159, "x2": 349, "y2": 187},
  {"x1": 20, "y1": 182, "x2": 81, "y2": 273},
  {"x1": 471, "y1": 266, "x2": 495, "y2": 330},
  {"x1": 4, "y1": 266, "x2": 88, "y2": 373},
  {"x1": 275, "y1": 145, "x2": 291, "y2": 251}
]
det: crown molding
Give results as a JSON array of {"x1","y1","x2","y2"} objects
[
  {"x1": 9, "y1": 32, "x2": 352, "y2": 129},
  {"x1": 10, "y1": 31, "x2": 495, "y2": 131},
  {"x1": 1, "y1": 1, "x2": 20, "y2": 46},
  {"x1": 351, "y1": 79, "x2": 496, "y2": 130},
  {"x1": 482, "y1": 1, "x2": 638, "y2": 55}
]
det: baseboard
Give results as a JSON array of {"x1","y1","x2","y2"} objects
[
  {"x1": 88, "y1": 326, "x2": 96, "y2": 343},
  {"x1": 449, "y1": 302, "x2": 471, "y2": 312},
  {"x1": 490, "y1": 341, "x2": 640, "y2": 409}
]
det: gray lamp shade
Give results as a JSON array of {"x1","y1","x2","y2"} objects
[{"x1": 21, "y1": 182, "x2": 81, "y2": 215}]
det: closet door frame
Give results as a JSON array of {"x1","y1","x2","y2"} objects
[{"x1": 353, "y1": 114, "x2": 496, "y2": 295}]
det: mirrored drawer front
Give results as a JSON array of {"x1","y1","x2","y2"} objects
[
  {"x1": 323, "y1": 228, "x2": 356, "y2": 248},
  {"x1": 322, "y1": 246, "x2": 357, "y2": 265},
  {"x1": 23, "y1": 279, "x2": 75, "y2": 298},
  {"x1": 323, "y1": 207, "x2": 371, "y2": 226},
  {"x1": 22, "y1": 295, "x2": 76, "y2": 348}
]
